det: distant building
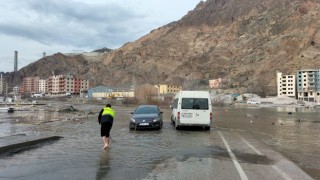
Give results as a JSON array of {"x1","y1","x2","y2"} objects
[
  {"x1": 87, "y1": 86, "x2": 134, "y2": 100},
  {"x1": 48, "y1": 75, "x2": 64, "y2": 95},
  {"x1": 111, "y1": 86, "x2": 135, "y2": 97},
  {"x1": 38, "y1": 79, "x2": 48, "y2": 94},
  {"x1": 276, "y1": 72, "x2": 296, "y2": 98},
  {"x1": 155, "y1": 84, "x2": 182, "y2": 94},
  {"x1": 13, "y1": 86, "x2": 19, "y2": 95},
  {"x1": 209, "y1": 78, "x2": 223, "y2": 89},
  {"x1": 21, "y1": 77, "x2": 40, "y2": 94},
  {"x1": 48, "y1": 74, "x2": 89, "y2": 96},
  {"x1": 87, "y1": 86, "x2": 113, "y2": 100},
  {"x1": 0, "y1": 73, "x2": 6, "y2": 95},
  {"x1": 296, "y1": 69, "x2": 320, "y2": 102}
]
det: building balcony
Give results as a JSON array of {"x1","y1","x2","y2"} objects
[{"x1": 308, "y1": 87, "x2": 315, "y2": 91}]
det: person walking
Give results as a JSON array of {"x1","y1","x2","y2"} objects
[{"x1": 98, "y1": 104, "x2": 115, "y2": 149}]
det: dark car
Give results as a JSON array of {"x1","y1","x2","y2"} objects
[{"x1": 129, "y1": 105, "x2": 163, "y2": 130}]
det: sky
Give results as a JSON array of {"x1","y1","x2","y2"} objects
[{"x1": 0, "y1": 0, "x2": 202, "y2": 73}]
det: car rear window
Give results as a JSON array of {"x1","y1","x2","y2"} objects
[{"x1": 181, "y1": 98, "x2": 209, "y2": 110}]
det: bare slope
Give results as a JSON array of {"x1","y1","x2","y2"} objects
[{"x1": 5, "y1": 0, "x2": 320, "y2": 94}]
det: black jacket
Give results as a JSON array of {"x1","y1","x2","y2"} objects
[{"x1": 98, "y1": 109, "x2": 114, "y2": 124}]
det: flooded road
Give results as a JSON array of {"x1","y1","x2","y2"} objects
[{"x1": 0, "y1": 104, "x2": 319, "y2": 179}]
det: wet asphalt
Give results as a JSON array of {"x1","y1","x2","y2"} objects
[{"x1": 0, "y1": 104, "x2": 319, "y2": 179}]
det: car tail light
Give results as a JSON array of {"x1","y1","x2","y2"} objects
[
  {"x1": 210, "y1": 112, "x2": 213, "y2": 121},
  {"x1": 177, "y1": 112, "x2": 180, "y2": 121}
]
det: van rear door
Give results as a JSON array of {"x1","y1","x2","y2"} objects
[{"x1": 180, "y1": 97, "x2": 210, "y2": 125}]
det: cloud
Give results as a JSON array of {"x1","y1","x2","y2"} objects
[
  {"x1": 0, "y1": 0, "x2": 201, "y2": 72},
  {"x1": 0, "y1": 0, "x2": 148, "y2": 49}
]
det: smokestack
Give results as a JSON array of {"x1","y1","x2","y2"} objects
[
  {"x1": 43, "y1": 52, "x2": 46, "y2": 57},
  {"x1": 14, "y1": 51, "x2": 18, "y2": 72}
]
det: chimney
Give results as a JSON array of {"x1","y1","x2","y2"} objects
[
  {"x1": 43, "y1": 52, "x2": 46, "y2": 57},
  {"x1": 14, "y1": 51, "x2": 18, "y2": 72}
]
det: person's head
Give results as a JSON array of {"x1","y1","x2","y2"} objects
[{"x1": 106, "y1": 104, "x2": 111, "y2": 108}]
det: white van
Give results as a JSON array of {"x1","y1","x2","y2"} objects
[{"x1": 171, "y1": 91, "x2": 212, "y2": 130}]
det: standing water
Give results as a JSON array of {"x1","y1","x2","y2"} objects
[{"x1": 0, "y1": 105, "x2": 319, "y2": 179}]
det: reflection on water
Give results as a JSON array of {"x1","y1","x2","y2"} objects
[
  {"x1": 96, "y1": 150, "x2": 110, "y2": 180},
  {"x1": 0, "y1": 110, "x2": 82, "y2": 137},
  {"x1": 275, "y1": 106, "x2": 317, "y2": 113},
  {"x1": 215, "y1": 106, "x2": 320, "y2": 178}
]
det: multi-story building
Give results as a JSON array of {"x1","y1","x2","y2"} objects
[
  {"x1": 209, "y1": 78, "x2": 222, "y2": 89},
  {"x1": 0, "y1": 73, "x2": 8, "y2": 95},
  {"x1": 155, "y1": 84, "x2": 182, "y2": 94},
  {"x1": 48, "y1": 74, "x2": 89, "y2": 96},
  {"x1": 1, "y1": 82, "x2": 8, "y2": 95},
  {"x1": 48, "y1": 75, "x2": 65, "y2": 95},
  {"x1": 0, "y1": 73, "x2": 4, "y2": 95},
  {"x1": 276, "y1": 72, "x2": 296, "y2": 98},
  {"x1": 20, "y1": 77, "x2": 40, "y2": 94},
  {"x1": 297, "y1": 69, "x2": 320, "y2": 102},
  {"x1": 13, "y1": 86, "x2": 19, "y2": 95},
  {"x1": 38, "y1": 79, "x2": 48, "y2": 94},
  {"x1": 316, "y1": 70, "x2": 320, "y2": 103}
]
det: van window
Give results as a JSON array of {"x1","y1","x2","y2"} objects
[{"x1": 181, "y1": 98, "x2": 208, "y2": 110}]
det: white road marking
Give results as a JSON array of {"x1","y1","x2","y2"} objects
[
  {"x1": 235, "y1": 133, "x2": 292, "y2": 180},
  {"x1": 218, "y1": 131, "x2": 248, "y2": 180},
  {"x1": 271, "y1": 165, "x2": 293, "y2": 180}
]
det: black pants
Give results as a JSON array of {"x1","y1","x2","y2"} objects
[{"x1": 101, "y1": 122, "x2": 113, "y2": 137}]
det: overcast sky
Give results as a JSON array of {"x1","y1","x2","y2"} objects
[{"x1": 0, "y1": 0, "x2": 202, "y2": 73}]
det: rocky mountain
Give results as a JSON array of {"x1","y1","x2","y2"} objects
[{"x1": 4, "y1": 0, "x2": 320, "y2": 95}]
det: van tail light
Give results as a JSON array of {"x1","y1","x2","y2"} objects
[
  {"x1": 177, "y1": 112, "x2": 180, "y2": 121},
  {"x1": 210, "y1": 112, "x2": 213, "y2": 121}
]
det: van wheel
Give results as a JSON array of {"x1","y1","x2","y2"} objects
[
  {"x1": 204, "y1": 126, "x2": 210, "y2": 131},
  {"x1": 171, "y1": 116, "x2": 174, "y2": 125},
  {"x1": 175, "y1": 122, "x2": 180, "y2": 130}
]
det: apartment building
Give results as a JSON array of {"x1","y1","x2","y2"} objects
[
  {"x1": 155, "y1": 84, "x2": 182, "y2": 94},
  {"x1": 0, "y1": 74, "x2": 6, "y2": 95},
  {"x1": 317, "y1": 70, "x2": 320, "y2": 102},
  {"x1": 48, "y1": 75, "x2": 64, "y2": 95},
  {"x1": 12, "y1": 86, "x2": 19, "y2": 95},
  {"x1": 48, "y1": 74, "x2": 89, "y2": 95},
  {"x1": 38, "y1": 79, "x2": 48, "y2": 93},
  {"x1": 276, "y1": 72, "x2": 296, "y2": 98},
  {"x1": 297, "y1": 69, "x2": 320, "y2": 102},
  {"x1": 20, "y1": 77, "x2": 40, "y2": 94},
  {"x1": 0, "y1": 82, "x2": 7, "y2": 95}
]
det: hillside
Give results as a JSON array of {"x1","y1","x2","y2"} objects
[{"x1": 4, "y1": 0, "x2": 320, "y2": 95}]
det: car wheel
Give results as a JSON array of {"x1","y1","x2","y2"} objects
[
  {"x1": 129, "y1": 125, "x2": 134, "y2": 130},
  {"x1": 204, "y1": 126, "x2": 210, "y2": 131}
]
